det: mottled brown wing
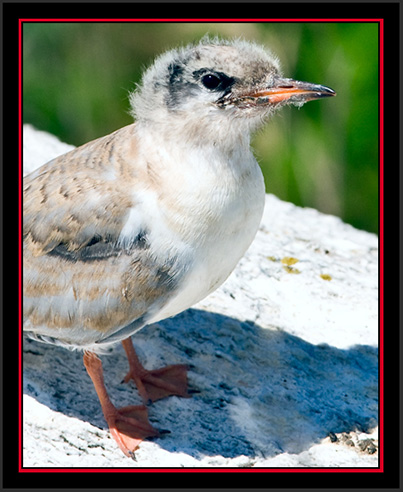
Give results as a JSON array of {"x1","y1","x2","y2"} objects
[
  {"x1": 23, "y1": 124, "x2": 180, "y2": 346},
  {"x1": 23, "y1": 124, "x2": 138, "y2": 257}
]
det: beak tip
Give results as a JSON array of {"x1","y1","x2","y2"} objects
[
  {"x1": 324, "y1": 86, "x2": 336, "y2": 97},
  {"x1": 318, "y1": 87, "x2": 336, "y2": 98}
]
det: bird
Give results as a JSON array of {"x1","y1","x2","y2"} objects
[{"x1": 23, "y1": 36, "x2": 335, "y2": 458}]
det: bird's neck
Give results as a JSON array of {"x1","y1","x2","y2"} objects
[
  {"x1": 133, "y1": 121, "x2": 260, "y2": 211},
  {"x1": 135, "y1": 118, "x2": 252, "y2": 166}
]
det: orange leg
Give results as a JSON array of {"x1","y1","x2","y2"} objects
[
  {"x1": 121, "y1": 337, "x2": 190, "y2": 405},
  {"x1": 83, "y1": 351, "x2": 159, "y2": 458}
]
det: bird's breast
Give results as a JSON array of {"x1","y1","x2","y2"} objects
[{"x1": 145, "y1": 149, "x2": 266, "y2": 322}]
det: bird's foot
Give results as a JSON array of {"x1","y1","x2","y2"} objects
[
  {"x1": 83, "y1": 350, "x2": 160, "y2": 457},
  {"x1": 123, "y1": 363, "x2": 190, "y2": 404},
  {"x1": 121, "y1": 338, "x2": 191, "y2": 404},
  {"x1": 105, "y1": 404, "x2": 160, "y2": 458}
]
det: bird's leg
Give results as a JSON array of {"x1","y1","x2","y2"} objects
[
  {"x1": 83, "y1": 351, "x2": 159, "y2": 457},
  {"x1": 121, "y1": 337, "x2": 190, "y2": 404}
]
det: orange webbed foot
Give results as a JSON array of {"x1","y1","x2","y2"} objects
[
  {"x1": 123, "y1": 362, "x2": 190, "y2": 404},
  {"x1": 83, "y1": 351, "x2": 161, "y2": 457},
  {"x1": 105, "y1": 404, "x2": 160, "y2": 458},
  {"x1": 122, "y1": 338, "x2": 191, "y2": 404}
]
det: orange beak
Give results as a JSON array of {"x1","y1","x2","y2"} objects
[{"x1": 250, "y1": 77, "x2": 336, "y2": 104}]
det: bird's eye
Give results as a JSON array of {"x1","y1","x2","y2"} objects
[{"x1": 201, "y1": 73, "x2": 222, "y2": 90}]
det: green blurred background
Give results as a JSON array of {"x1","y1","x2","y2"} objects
[{"x1": 23, "y1": 22, "x2": 379, "y2": 233}]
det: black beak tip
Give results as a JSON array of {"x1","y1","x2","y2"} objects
[{"x1": 320, "y1": 85, "x2": 336, "y2": 97}]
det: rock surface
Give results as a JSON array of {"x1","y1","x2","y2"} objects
[{"x1": 22, "y1": 125, "x2": 379, "y2": 468}]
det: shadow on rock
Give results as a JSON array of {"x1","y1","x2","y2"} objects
[{"x1": 23, "y1": 308, "x2": 378, "y2": 460}]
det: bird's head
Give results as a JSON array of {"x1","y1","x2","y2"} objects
[{"x1": 130, "y1": 37, "x2": 335, "y2": 146}]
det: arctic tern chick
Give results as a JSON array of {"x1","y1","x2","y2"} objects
[{"x1": 23, "y1": 37, "x2": 335, "y2": 457}]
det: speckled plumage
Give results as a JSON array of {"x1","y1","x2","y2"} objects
[{"x1": 23, "y1": 113, "x2": 265, "y2": 348}]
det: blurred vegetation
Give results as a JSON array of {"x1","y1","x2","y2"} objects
[{"x1": 23, "y1": 22, "x2": 379, "y2": 233}]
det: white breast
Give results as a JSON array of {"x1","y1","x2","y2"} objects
[{"x1": 143, "y1": 142, "x2": 266, "y2": 323}]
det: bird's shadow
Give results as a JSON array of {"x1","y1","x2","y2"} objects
[{"x1": 23, "y1": 308, "x2": 378, "y2": 462}]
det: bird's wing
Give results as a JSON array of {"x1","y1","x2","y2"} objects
[
  {"x1": 23, "y1": 124, "x2": 139, "y2": 258},
  {"x1": 23, "y1": 124, "x2": 183, "y2": 346}
]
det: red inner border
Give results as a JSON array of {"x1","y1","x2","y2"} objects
[{"x1": 18, "y1": 18, "x2": 384, "y2": 474}]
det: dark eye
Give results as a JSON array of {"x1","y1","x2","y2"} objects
[{"x1": 201, "y1": 73, "x2": 222, "y2": 90}]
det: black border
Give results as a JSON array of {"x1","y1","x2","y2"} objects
[{"x1": 2, "y1": 1, "x2": 401, "y2": 490}]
